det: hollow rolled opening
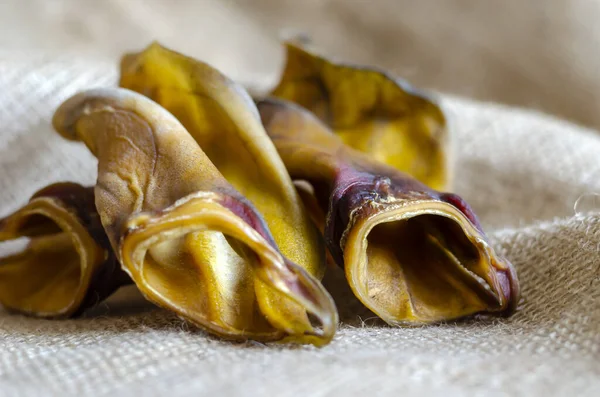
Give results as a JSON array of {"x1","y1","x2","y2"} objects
[
  {"x1": 122, "y1": 199, "x2": 330, "y2": 342},
  {"x1": 0, "y1": 212, "x2": 85, "y2": 316},
  {"x1": 139, "y1": 228, "x2": 275, "y2": 336},
  {"x1": 353, "y1": 213, "x2": 501, "y2": 324}
]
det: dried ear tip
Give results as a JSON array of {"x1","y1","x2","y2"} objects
[
  {"x1": 282, "y1": 32, "x2": 313, "y2": 47},
  {"x1": 52, "y1": 91, "x2": 98, "y2": 140},
  {"x1": 495, "y1": 256, "x2": 521, "y2": 315},
  {"x1": 277, "y1": 257, "x2": 338, "y2": 341},
  {"x1": 120, "y1": 51, "x2": 140, "y2": 73}
]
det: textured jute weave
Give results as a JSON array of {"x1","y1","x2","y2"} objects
[{"x1": 0, "y1": 55, "x2": 599, "y2": 396}]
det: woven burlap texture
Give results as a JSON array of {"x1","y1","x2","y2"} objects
[{"x1": 0, "y1": 55, "x2": 599, "y2": 397}]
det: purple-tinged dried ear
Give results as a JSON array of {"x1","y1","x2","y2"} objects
[
  {"x1": 258, "y1": 98, "x2": 520, "y2": 325},
  {"x1": 0, "y1": 182, "x2": 127, "y2": 318}
]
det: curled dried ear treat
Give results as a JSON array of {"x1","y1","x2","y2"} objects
[
  {"x1": 258, "y1": 98, "x2": 519, "y2": 325},
  {"x1": 119, "y1": 42, "x2": 334, "y2": 341},
  {"x1": 271, "y1": 41, "x2": 450, "y2": 190},
  {"x1": 52, "y1": 88, "x2": 337, "y2": 345},
  {"x1": 0, "y1": 183, "x2": 125, "y2": 317}
]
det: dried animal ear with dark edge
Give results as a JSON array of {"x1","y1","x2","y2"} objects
[
  {"x1": 258, "y1": 98, "x2": 519, "y2": 325},
  {"x1": 0, "y1": 182, "x2": 126, "y2": 317},
  {"x1": 271, "y1": 41, "x2": 450, "y2": 191},
  {"x1": 52, "y1": 88, "x2": 337, "y2": 346}
]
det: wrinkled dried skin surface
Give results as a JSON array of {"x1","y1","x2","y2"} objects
[
  {"x1": 0, "y1": 183, "x2": 123, "y2": 317},
  {"x1": 52, "y1": 88, "x2": 337, "y2": 345},
  {"x1": 271, "y1": 42, "x2": 450, "y2": 191},
  {"x1": 119, "y1": 43, "x2": 323, "y2": 270},
  {"x1": 119, "y1": 43, "x2": 330, "y2": 338},
  {"x1": 258, "y1": 99, "x2": 519, "y2": 325}
]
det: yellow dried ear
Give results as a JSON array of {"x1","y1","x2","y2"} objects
[
  {"x1": 271, "y1": 42, "x2": 449, "y2": 191},
  {"x1": 52, "y1": 88, "x2": 337, "y2": 346},
  {"x1": 119, "y1": 42, "x2": 330, "y2": 337},
  {"x1": 0, "y1": 183, "x2": 125, "y2": 317}
]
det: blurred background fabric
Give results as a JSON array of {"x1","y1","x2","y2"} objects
[
  {"x1": 1, "y1": 0, "x2": 600, "y2": 129},
  {"x1": 0, "y1": 1, "x2": 599, "y2": 396}
]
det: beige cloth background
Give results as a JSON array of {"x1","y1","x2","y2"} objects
[
  {"x1": 0, "y1": 1, "x2": 599, "y2": 396},
  {"x1": 2, "y1": 0, "x2": 600, "y2": 129}
]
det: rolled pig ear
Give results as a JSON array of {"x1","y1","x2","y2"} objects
[
  {"x1": 271, "y1": 41, "x2": 450, "y2": 191},
  {"x1": 120, "y1": 194, "x2": 337, "y2": 346},
  {"x1": 118, "y1": 42, "x2": 333, "y2": 342},
  {"x1": 0, "y1": 183, "x2": 125, "y2": 318},
  {"x1": 258, "y1": 98, "x2": 519, "y2": 326},
  {"x1": 52, "y1": 88, "x2": 337, "y2": 346}
]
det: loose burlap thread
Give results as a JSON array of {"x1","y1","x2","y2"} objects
[{"x1": 0, "y1": 54, "x2": 598, "y2": 397}]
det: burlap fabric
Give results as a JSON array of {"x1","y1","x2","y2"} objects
[{"x1": 0, "y1": 48, "x2": 598, "y2": 396}]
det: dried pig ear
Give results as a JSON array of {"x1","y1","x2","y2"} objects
[
  {"x1": 0, "y1": 182, "x2": 125, "y2": 318},
  {"x1": 258, "y1": 98, "x2": 519, "y2": 325},
  {"x1": 119, "y1": 42, "x2": 333, "y2": 342},
  {"x1": 271, "y1": 41, "x2": 450, "y2": 191},
  {"x1": 52, "y1": 88, "x2": 337, "y2": 346}
]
